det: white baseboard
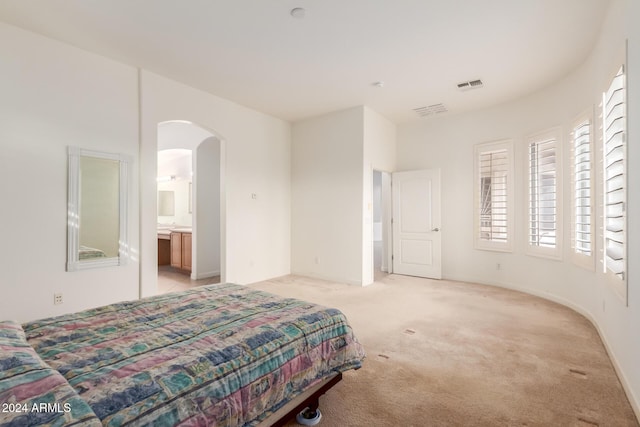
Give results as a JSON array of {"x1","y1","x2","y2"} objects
[
  {"x1": 290, "y1": 270, "x2": 363, "y2": 286},
  {"x1": 584, "y1": 309, "x2": 640, "y2": 422},
  {"x1": 191, "y1": 270, "x2": 220, "y2": 280}
]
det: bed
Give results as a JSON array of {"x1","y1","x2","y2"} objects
[
  {"x1": 78, "y1": 246, "x2": 108, "y2": 260},
  {"x1": 0, "y1": 283, "x2": 365, "y2": 426}
]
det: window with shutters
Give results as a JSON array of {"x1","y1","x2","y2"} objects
[
  {"x1": 602, "y1": 65, "x2": 627, "y2": 302},
  {"x1": 570, "y1": 113, "x2": 594, "y2": 270},
  {"x1": 474, "y1": 140, "x2": 513, "y2": 252},
  {"x1": 527, "y1": 128, "x2": 562, "y2": 259}
]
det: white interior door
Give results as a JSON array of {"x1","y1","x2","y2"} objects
[{"x1": 392, "y1": 169, "x2": 441, "y2": 279}]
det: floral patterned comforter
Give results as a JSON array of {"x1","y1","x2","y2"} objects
[{"x1": 7, "y1": 283, "x2": 364, "y2": 426}]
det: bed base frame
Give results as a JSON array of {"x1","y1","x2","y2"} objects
[{"x1": 258, "y1": 372, "x2": 343, "y2": 427}]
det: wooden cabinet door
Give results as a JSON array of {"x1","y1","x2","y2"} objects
[
  {"x1": 170, "y1": 232, "x2": 182, "y2": 268},
  {"x1": 158, "y1": 238, "x2": 171, "y2": 266},
  {"x1": 182, "y1": 233, "x2": 192, "y2": 271}
]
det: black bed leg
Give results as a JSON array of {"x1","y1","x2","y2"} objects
[
  {"x1": 307, "y1": 399, "x2": 319, "y2": 413},
  {"x1": 272, "y1": 373, "x2": 342, "y2": 427},
  {"x1": 296, "y1": 403, "x2": 322, "y2": 426}
]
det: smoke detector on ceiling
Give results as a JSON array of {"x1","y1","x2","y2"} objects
[
  {"x1": 413, "y1": 103, "x2": 448, "y2": 117},
  {"x1": 457, "y1": 79, "x2": 484, "y2": 91}
]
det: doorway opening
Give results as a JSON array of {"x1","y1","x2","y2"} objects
[
  {"x1": 156, "y1": 121, "x2": 223, "y2": 293},
  {"x1": 372, "y1": 170, "x2": 392, "y2": 282}
]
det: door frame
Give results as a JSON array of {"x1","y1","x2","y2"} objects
[{"x1": 370, "y1": 169, "x2": 393, "y2": 282}]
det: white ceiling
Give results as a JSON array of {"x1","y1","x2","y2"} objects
[{"x1": 0, "y1": 0, "x2": 610, "y2": 123}]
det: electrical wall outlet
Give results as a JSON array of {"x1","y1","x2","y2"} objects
[{"x1": 54, "y1": 293, "x2": 63, "y2": 305}]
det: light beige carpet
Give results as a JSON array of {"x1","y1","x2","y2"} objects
[{"x1": 249, "y1": 274, "x2": 639, "y2": 427}]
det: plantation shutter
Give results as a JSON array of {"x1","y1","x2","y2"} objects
[
  {"x1": 479, "y1": 150, "x2": 508, "y2": 243},
  {"x1": 573, "y1": 119, "x2": 592, "y2": 256},
  {"x1": 529, "y1": 137, "x2": 557, "y2": 248},
  {"x1": 474, "y1": 140, "x2": 513, "y2": 252},
  {"x1": 603, "y1": 66, "x2": 626, "y2": 281}
]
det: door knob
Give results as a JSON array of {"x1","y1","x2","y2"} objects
[{"x1": 432, "y1": 227, "x2": 440, "y2": 232}]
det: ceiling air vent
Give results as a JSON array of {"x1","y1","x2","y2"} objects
[
  {"x1": 413, "y1": 103, "x2": 448, "y2": 117},
  {"x1": 457, "y1": 79, "x2": 484, "y2": 91}
]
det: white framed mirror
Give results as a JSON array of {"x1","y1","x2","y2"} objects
[{"x1": 67, "y1": 146, "x2": 130, "y2": 271}]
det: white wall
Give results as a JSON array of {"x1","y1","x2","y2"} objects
[
  {"x1": 397, "y1": 0, "x2": 640, "y2": 415},
  {"x1": 291, "y1": 106, "x2": 396, "y2": 286},
  {"x1": 0, "y1": 22, "x2": 291, "y2": 320},
  {"x1": 372, "y1": 171, "x2": 382, "y2": 241},
  {"x1": 140, "y1": 71, "x2": 291, "y2": 296},
  {"x1": 608, "y1": 0, "x2": 640, "y2": 416},
  {"x1": 194, "y1": 137, "x2": 221, "y2": 279},
  {"x1": 291, "y1": 107, "x2": 365, "y2": 285},
  {"x1": 363, "y1": 106, "x2": 397, "y2": 173},
  {"x1": 0, "y1": 23, "x2": 140, "y2": 322}
]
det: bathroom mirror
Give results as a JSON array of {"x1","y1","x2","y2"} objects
[
  {"x1": 158, "y1": 191, "x2": 175, "y2": 216},
  {"x1": 67, "y1": 146, "x2": 130, "y2": 271}
]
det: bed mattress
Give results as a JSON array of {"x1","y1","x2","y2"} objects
[{"x1": 1, "y1": 283, "x2": 365, "y2": 426}]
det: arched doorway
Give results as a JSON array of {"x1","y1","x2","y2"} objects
[{"x1": 156, "y1": 120, "x2": 223, "y2": 293}]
